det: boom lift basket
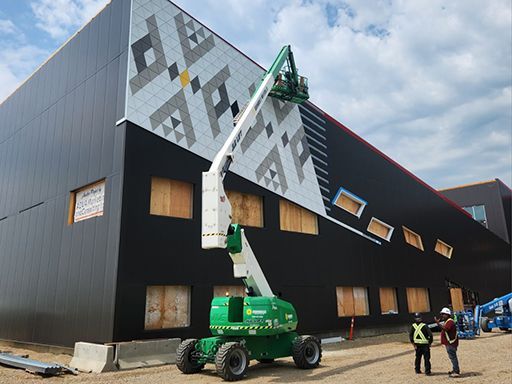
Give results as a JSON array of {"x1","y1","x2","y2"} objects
[
  {"x1": 268, "y1": 53, "x2": 309, "y2": 104},
  {"x1": 269, "y1": 72, "x2": 309, "y2": 104}
]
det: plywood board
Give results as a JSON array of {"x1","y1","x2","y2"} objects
[
  {"x1": 379, "y1": 287, "x2": 398, "y2": 314},
  {"x1": 279, "y1": 199, "x2": 302, "y2": 232},
  {"x1": 144, "y1": 285, "x2": 190, "y2": 330},
  {"x1": 336, "y1": 286, "x2": 355, "y2": 317},
  {"x1": 435, "y1": 240, "x2": 453, "y2": 258},
  {"x1": 406, "y1": 287, "x2": 431, "y2": 313},
  {"x1": 145, "y1": 286, "x2": 164, "y2": 330},
  {"x1": 226, "y1": 191, "x2": 263, "y2": 227},
  {"x1": 301, "y1": 208, "x2": 318, "y2": 235},
  {"x1": 162, "y1": 285, "x2": 190, "y2": 328},
  {"x1": 353, "y1": 287, "x2": 369, "y2": 316},
  {"x1": 150, "y1": 177, "x2": 193, "y2": 218},
  {"x1": 368, "y1": 218, "x2": 391, "y2": 239},
  {"x1": 337, "y1": 194, "x2": 362, "y2": 215},
  {"x1": 450, "y1": 288, "x2": 464, "y2": 311},
  {"x1": 280, "y1": 200, "x2": 318, "y2": 235},
  {"x1": 403, "y1": 227, "x2": 424, "y2": 250},
  {"x1": 213, "y1": 285, "x2": 246, "y2": 297}
]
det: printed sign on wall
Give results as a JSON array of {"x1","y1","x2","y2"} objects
[{"x1": 73, "y1": 180, "x2": 106, "y2": 223}]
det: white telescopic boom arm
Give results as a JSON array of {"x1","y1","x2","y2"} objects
[
  {"x1": 201, "y1": 71, "x2": 277, "y2": 250},
  {"x1": 201, "y1": 46, "x2": 294, "y2": 298}
]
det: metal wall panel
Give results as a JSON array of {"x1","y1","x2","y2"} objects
[
  {"x1": 114, "y1": 112, "x2": 510, "y2": 341},
  {"x1": 0, "y1": 0, "x2": 131, "y2": 346},
  {"x1": 497, "y1": 181, "x2": 512, "y2": 242},
  {"x1": 441, "y1": 181, "x2": 511, "y2": 243}
]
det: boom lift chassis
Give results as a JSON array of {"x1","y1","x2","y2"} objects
[{"x1": 176, "y1": 46, "x2": 322, "y2": 381}]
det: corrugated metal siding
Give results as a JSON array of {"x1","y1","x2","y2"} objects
[
  {"x1": 0, "y1": 0, "x2": 131, "y2": 346},
  {"x1": 113, "y1": 120, "x2": 510, "y2": 342},
  {"x1": 497, "y1": 181, "x2": 511, "y2": 243},
  {"x1": 441, "y1": 182, "x2": 511, "y2": 244}
]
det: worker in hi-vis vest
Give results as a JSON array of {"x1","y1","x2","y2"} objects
[
  {"x1": 409, "y1": 312, "x2": 433, "y2": 375},
  {"x1": 435, "y1": 307, "x2": 460, "y2": 378}
]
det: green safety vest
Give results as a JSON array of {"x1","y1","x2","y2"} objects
[
  {"x1": 444, "y1": 318, "x2": 458, "y2": 344},
  {"x1": 413, "y1": 323, "x2": 429, "y2": 344}
]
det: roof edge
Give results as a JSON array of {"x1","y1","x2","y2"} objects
[
  {"x1": 322, "y1": 111, "x2": 472, "y2": 218},
  {"x1": 438, "y1": 179, "x2": 498, "y2": 192}
]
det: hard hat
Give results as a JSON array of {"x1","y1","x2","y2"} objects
[
  {"x1": 440, "y1": 307, "x2": 451, "y2": 315},
  {"x1": 413, "y1": 312, "x2": 422, "y2": 320}
]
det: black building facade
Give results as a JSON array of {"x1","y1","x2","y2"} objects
[
  {"x1": 440, "y1": 179, "x2": 511, "y2": 244},
  {"x1": 0, "y1": 0, "x2": 510, "y2": 347}
]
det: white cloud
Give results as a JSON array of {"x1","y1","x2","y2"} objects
[
  {"x1": 262, "y1": 0, "x2": 512, "y2": 188},
  {"x1": 0, "y1": 19, "x2": 17, "y2": 35},
  {"x1": 30, "y1": 0, "x2": 110, "y2": 39},
  {"x1": 0, "y1": 17, "x2": 47, "y2": 103},
  {"x1": 0, "y1": 45, "x2": 49, "y2": 103}
]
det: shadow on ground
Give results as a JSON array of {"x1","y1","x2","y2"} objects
[{"x1": 207, "y1": 349, "x2": 415, "y2": 383}]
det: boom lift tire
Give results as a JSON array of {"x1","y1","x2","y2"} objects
[
  {"x1": 176, "y1": 339, "x2": 205, "y2": 374},
  {"x1": 480, "y1": 317, "x2": 491, "y2": 333},
  {"x1": 292, "y1": 335, "x2": 322, "y2": 369},
  {"x1": 215, "y1": 342, "x2": 249, "y2": 381}
]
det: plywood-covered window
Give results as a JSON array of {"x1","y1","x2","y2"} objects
[
  {"x1": 367, "y1": 217, "x2": 394, "y2": 241},
  {"x1": 279, "y1": 200, "x2": 318, "y2": 235},
  {"x1": 379, "y1": 287, "x2": 399, "y2": 314},
  {"x1": 406, "y1": 287, "x2": 430, "y2": 313},
  {"x1": 336, "y1": 286, "x2": 370, "y2": 317},
  {"x1": 450, "y1": 288, "x2": 464, "y2": 312},
  {"x1": 435, "y1": 239, "x2": 453, "y2": 259},
  {"x1": 333, "y1": 187, "x2": 367, "y2": 217},
  {"x1": 402, "y1": 226, "x2": 424, "y2": 251},
  {"x1": 213, "y1": 285, "x2": 246, "y2": 298},
  {"x1": 225, "y1": 191, "x2": 263, "y2": 228},
  {"x1": 68, "y1": 179, "x2": 106, "y2": 224},
  {"x1": 150, "y1": 177, "x2": 193, "y2": 219},
  {"x1": 144, "y1": 285, "x2": 191, "y2": 330}
]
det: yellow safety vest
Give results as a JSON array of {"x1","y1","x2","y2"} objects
[
  {"x1": 413, "y1": 323, "x2": 429, "y2": 344},
  {"x1": 444, "y1": 318, "x2": 458, "y2": 344}
]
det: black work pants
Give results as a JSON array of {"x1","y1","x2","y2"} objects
[{"x1": 414, "y1": 344, "x2": 431, "y2": 373}]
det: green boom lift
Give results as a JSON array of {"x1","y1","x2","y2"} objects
[{"x1": 176, "y1": 45, "x2": 321, "y2": 381}]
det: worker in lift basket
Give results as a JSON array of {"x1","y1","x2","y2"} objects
[
  {"x1": 409, "y1": 312, "x2": 433, "y2": 375},
  {"x1": 435, "y1": 307, "x2": 461, "y2": 378}
]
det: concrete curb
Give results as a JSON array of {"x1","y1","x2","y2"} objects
[
  {"x1": 70, "y1": 342, "x2": 117, "y2": 373},
  {"x1": 114, "y1": 338, "x2": 180, "y2": 370}
]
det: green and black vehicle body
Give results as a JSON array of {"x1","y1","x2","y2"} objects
[{"x1": 198, "y1": 295, "x2": 299, "y2": 363}]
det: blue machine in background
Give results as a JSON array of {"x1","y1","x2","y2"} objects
[
  {"x1": 475, "y1": 292, "x2": 512, "y2": 335},
  {"x1": 454, "y1": 309, "x2": 477, "y2": 339},
  {"x1": 453, "y1": 293, "x2": 511, "y2": 339}
]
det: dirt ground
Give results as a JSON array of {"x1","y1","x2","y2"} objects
[{"x1": 0, "y1": 331, "x2": 510, "y2": 384}]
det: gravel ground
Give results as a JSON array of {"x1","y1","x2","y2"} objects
[{"x1": 0, "y1": 331, "x2": 510, "y2": 383}]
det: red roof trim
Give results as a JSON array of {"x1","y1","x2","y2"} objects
[{"x1": 323, "y1": 112, "x2": 472, "y2": 218}]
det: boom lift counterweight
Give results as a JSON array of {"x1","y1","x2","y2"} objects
[{"x1": 177, "y1": 45, "x2": 322, "y2": 381}]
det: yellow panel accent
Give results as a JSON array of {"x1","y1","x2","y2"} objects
[{"x1": 180, "y1": 69, "x2": 190, "y2": 88}]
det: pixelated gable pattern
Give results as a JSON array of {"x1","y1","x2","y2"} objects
[{"x1": 126, "y1": 0, "x2": 326, "y2": 216}]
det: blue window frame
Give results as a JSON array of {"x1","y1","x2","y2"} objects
[{"x1": 331, "y1": 187, "x2": 367, "y2": 218}]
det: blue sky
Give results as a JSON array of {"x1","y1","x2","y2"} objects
[{"x1": 1, "y1": 0, "x2": 511, "y2": 189}]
